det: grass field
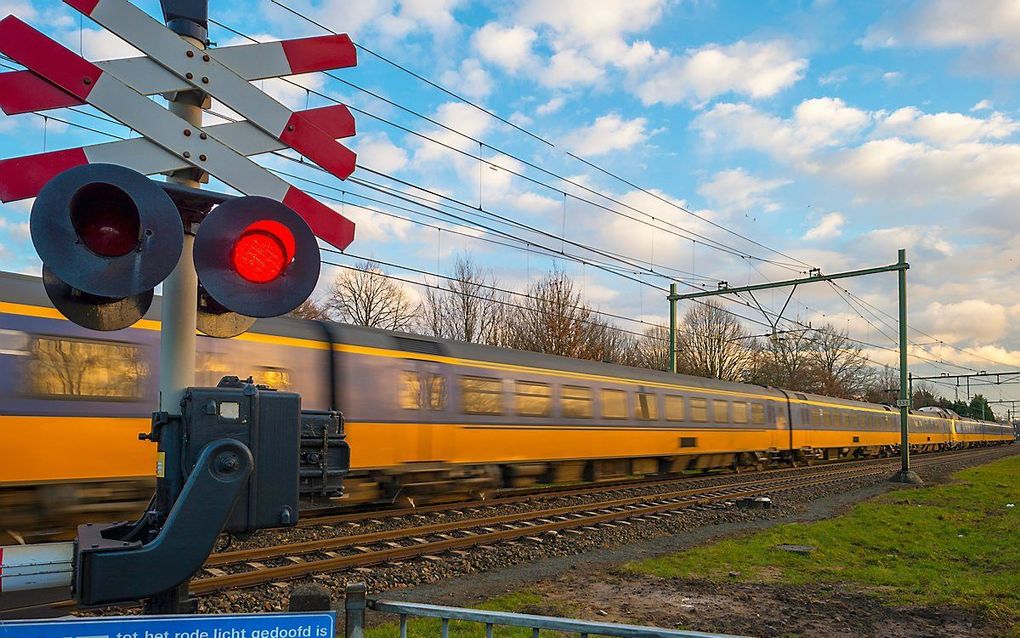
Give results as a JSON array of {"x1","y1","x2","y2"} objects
[{"x1": 626, "y1": 454, "x2": 1020, "y2": 633}]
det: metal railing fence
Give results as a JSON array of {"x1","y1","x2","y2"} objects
[{"x1": 343, "y1": 583, "x2": 747, "y2": 638}]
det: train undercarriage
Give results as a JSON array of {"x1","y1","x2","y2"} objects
[{"x1": 2, "y1": 439, "x2": 1011, "y2": 544}]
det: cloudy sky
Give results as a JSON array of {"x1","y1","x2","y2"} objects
[{"x1": 2, "y1": 0, "x2": 1020, "y2": 403}]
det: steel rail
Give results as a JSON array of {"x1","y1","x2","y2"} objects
[
  {"x1": 209, "y1": 463, "x2": 885, "y2": 567},
  {"x1": 190, "y1": 448, "x2": 1011, "y2": 594},
  {"x1": 298, "y1": 452, "x2": 918, "y2": 527}
]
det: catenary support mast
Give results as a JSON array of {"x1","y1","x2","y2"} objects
[{"x1": 666, "y1": 250, "x2": 920, "y2": 483}]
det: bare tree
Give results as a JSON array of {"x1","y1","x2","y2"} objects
[
  {"x1": 288, "y1": 296, "x2": 329, "y2": 321},
  {"x1": 862, "y1": 365, "x2": 899, "y2": 405},
  {"x1": 749, "y1": 329, "x2": 819, "y2": 392},
  {"x1": 323, "y1": 262, "x2": 417, "y2": 331},
  {"x1": 676, "y1": 301, "x2": 754, "y2": 381},
  {"x1": 811, "y1": 323, "x2": 873, "y2": 399},
  {"x1": 419, "y1": 256, "x2": 507, "y2": 345},
  {"x1": 633, "y1": 324, "x2": 672, "y2": 371},
  {"x1": 504, "y1": 268, "x2": 631, "y2": 363}
]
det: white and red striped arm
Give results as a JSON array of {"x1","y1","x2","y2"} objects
[
  {"x1": 0, "y1": 16, "x2": 356, "y2": 249},
  {"x1": 0, "y1": 34, "x2": 355, "y2": 116},
  {"x1": 0, "y1": 104, "x2": 355, "y2": 203},
  {"x1": 0, "y1": 542, "x2": 74, "y2": 593},
  {"x1": 65, "y1": 0, "x2": 357, "y2": 181}
]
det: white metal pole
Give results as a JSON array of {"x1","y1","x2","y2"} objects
[{"x1": 158, "y1": 34, "x2": 204, "y2": 413}]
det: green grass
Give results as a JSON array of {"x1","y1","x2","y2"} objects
[
  {"x1": 625, "y1": 454, "x2": 1020, "y2": 631},
  {"x1": 364, "y1": 591, "x2": 574, "y2": 638}
]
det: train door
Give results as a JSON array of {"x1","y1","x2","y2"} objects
[{"x1": 414, "y1": 360, "x2": 445, "y2": 462}]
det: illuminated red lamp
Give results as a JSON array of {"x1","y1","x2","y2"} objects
[
  {"x1": 194, "y1": 195, "x2": 320, "y2": 321},
  {"x1": 231, "y1": 220, "x2": 296, "y2": 284}
]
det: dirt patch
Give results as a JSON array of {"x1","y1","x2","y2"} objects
[{"x1": 530, "y1": 572, "x2": 991, "y2": 638}]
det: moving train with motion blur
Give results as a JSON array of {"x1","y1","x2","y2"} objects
[{"x1": 0, "y1": 270, "x2": 1014, "y2": 540}]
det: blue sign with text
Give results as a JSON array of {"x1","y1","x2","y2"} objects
[{"x1": 0, "y1": 612, "x2": 336, "y2": 638}]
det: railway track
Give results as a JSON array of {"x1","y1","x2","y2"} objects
[
  {"x1": 190, "y1": 447, "x2": 1008, "y2": 595},
  {"x1": 296, "y1": 452, "x2": 921, "y2": 528},
  {"x1": 2, "y1": 446, "x2": 1010, "y2": 617}
]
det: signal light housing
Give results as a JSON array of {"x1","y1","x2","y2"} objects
[
  {"x1": 30, "y1": 164, "x2": 184, "y2": 330},
  {"x1": 194, "y1": 195, "x2": 320, "y2": 321}
]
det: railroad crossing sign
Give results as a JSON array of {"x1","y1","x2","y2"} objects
[{"x1": 0, "y1": 0, "x2": 358, "y2": 250}]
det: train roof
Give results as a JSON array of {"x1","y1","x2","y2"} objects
[{"x1": 0, "y1": 270, "x2": 1007, "y2": 424}]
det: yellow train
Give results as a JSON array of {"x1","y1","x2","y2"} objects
[{"x1": 0, "y1": 271, "x2": 1013, "y2": 539}]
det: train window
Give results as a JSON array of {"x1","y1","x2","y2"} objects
[
  {"x1": 399, "y1": 371, "x2": 423, "y2": 409},
  {"x1": 690, "y1": 398, "x2": 708, "y2": 422},
  {"x1": 515, "y1": 381, "x2": 551, "y2": 417},
  {"x1": 427, "y1": 374, "x2": 445, "y2": 410},
  {"x1": 25, "y1": 336, "x2": 148, "y2": 400},
  {"x1": 751, "y1": 403, "x2": 766, "y2": 425},
  {"x1": 461, "y1": 376, "x2": 503, "y2": 415},
  {"x1": 822, "y1": 409, "x2": 834, "y2": 427},
  {"x1": 636, "y1": 392, "x2": 658, "y2": 420},
  {"x1": 732, "y1": 401, "x2": 748, "y2": 424},
  {"x1": 254, "y1": 366, "x2": 291, "y2": 391},
  {"x1": 196, "y1": 352, "x2": 234, "y2": 387},
  {"x1": 664, "y1": 395, "x2": 685, "y2": 421},
  {"x1": 712, "y1": 400, "x2": 729, "y2": 423},
  {"x1": 601, "y1": 389, "x2": 628, "y2": 419},
  {"x1": 562, "y1": 385, "x2": 593, "y2": 418},
  {"x1": 809, "y1": 407, "x2": 821, "y2": 427}
]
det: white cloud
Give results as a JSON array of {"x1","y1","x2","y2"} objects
[
  {"x1": 877, "y1": 106, "x2": 1018, "y2": 146},
  {"x1": 375, "y1": 0, "x2": 465, "y2": 39},
  {"x1": 0, "y1": 218, "x2": 31, "y2": 241},
  {"x1": 540, "y1": 49, "x2": 604, "y2": 88},
  {"x1": 440, "y1": 58, "x2": 493, "y2": 100},
  {"x1": 802, "y1": 212, "x2": 845, "y2": 241},
  {"x1": 692, "y1": 98, "x2": 871, "y2": 166},
  {"x1": 861, "y1": 0, "x2": 1020, "y2": 73},
  {"x1": 693, "y1": 98, "x2": 1020, "y2": 207},
  {"x1": 536, "y1": 97, "x2": 566, "y2": 116},
  {"x1": 335, "y1": 203, "x2": 415, "y2": 244},
  {"x1": 412, "y1": 101, "x2": 493, "y2": 168},
  {"x1": 353, "y1": 133, "x2": 409, "y2": 173},
  {"x1": 561, "y1": 114, "x2": 648, "y2": 157},
  {"x1": 971, "y1": 99, "x2": 993, "y2": 111},
  {"x1": 510, "y1": 111, "x2": 533, "y2": 126},
  {"x1": 516, "y1": 0, "x2": 667, "y2": 56},
  {"x1": 924, "y1": 299, "x2": 1009, "y2": 344},
  {"x1": 472, "y1": 23, "x2": 538, "y2": 73},
  {"x1": 636, "y1": 40, "x2": 808, "y2": 105},
  {"x1": 697, "y1": 168, "x2": 788, "y2": 213},
  {"x1": 863, "y1": 225, "x2": 954, "y2": 257},
  {"x1": 494, "y1": 0, "x2": 669, "y2": 89}
]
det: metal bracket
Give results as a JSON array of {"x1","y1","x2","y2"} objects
[{"x1": 73, "y1": 438, "x2": 253, "y2": 607}]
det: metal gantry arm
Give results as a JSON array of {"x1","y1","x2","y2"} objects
[{"x1": 666, "y1": 249, "x2": 920, "y2": 484}]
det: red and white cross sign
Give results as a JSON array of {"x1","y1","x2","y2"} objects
[{"x1": 0, "y1": 0, "x2": 359, "y2": 249}]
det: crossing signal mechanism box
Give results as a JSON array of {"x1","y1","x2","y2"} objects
[{"x1": 182, "y1": 376, "x2": 301, "y2": 532}]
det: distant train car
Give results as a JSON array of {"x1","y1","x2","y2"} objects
[{"x1": 0, "y1": 270, "x2": 1012, "y2": 539}]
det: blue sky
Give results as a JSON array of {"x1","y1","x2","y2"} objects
[{"x1": 3, "y1": 0, "x2": 1020, "y2": 401}]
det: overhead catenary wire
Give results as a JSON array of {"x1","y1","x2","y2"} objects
[
  {"x1": 205, "y1": 17, "x2": 807, "y2": 273},
  {"x1": 3, "y1": 32, "x2": 1003, "y2": 386},
  {"x1": 236, "y1": 9, "x2": 1010, "y2": 381},
  {"x1": 261, "y1": 2, "x2": 817, "y2": 273}
]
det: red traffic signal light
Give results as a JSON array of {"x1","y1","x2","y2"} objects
[
  {"x1": 30, "y1": 164, "x2": 183, "y2": 330},
  {"x1": 194, "y1": 195, "x2": 320, "y2": 322}
]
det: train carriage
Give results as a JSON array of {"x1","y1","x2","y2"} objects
[{"x1": 0, "y1": 270, "x2": 1012, "y2": 539}]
